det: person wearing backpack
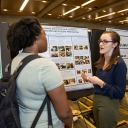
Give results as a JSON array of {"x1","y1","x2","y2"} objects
[{"x1": 6, "y1": 17, "x2": 73, "y2": 128}]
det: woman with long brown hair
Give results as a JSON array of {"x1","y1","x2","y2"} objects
[{"x1": 81, "y1": 30, "x2": 127, "y2": 128}]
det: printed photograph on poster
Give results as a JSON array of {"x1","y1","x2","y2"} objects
[
  {"x1": 74, "y1": 45, "x2": 88, "y2": 50},
  {"x1": 63, "y1": 78, "x2": 76, "y2": 86},
  {"x1": 75, "y1": 56, "x2": 90, "y2": 65},
  {"x1": 76, "y1": 69, "x2": 91, "y2": 75},
  {"x1": 50, "y1": 45, "x2": 73, "y2": 58},
  {"x1": 120, "y1": 49, "x2": 128, "y2": 58},
  {"x1": 56, "y1": 62, "x2": 74, "y2": 70},
  {"x1": 120, "y1": 36, "x2": 128, "y2": 48}
]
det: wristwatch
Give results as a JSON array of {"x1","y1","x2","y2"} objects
[{"x1": 101, "y1": 82, "x2": 106, "y2": 88}]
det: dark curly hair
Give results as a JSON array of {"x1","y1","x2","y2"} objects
[{"x1": 6, "y1": 17, "x2": 42, "y2": 51}]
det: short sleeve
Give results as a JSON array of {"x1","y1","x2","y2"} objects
[{"x1": 38, "y1": 59, "x2": 63, "y2": 91}]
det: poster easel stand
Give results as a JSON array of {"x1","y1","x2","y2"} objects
[{"x1": 66, "y1": 88, "x2": 93, "y2": 100}]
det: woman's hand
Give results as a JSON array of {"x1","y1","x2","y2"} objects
[
  {"x1": 81, "y1": 72, "x2": 105, "y2": 87},
  {"x1": 87, "y1": 76, "x2": 104, "y2": 87},
  {"x1": 81, "y1": 72, "x2": 88, "y2": 82}
]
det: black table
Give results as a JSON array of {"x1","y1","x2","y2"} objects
[{"x1": 66, "y1": 88, "x2": 94, "y2": 100}]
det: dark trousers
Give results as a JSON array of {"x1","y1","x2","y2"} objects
[{"x1": 93, "y1": 94, "x2": 119, "y2": 128}]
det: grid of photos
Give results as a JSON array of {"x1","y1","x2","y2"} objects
[
  {"x1": 51, "y1": 46, "x2": 72, "y2": 57},
  {"x1": 56, "y1": 62, "x2": 74, "y2": 70},
  {"x1": 63, "y1": 78, "x2": 76, "y2": 86},
  {"x1": 77, "y1": 69, "x2": 91, "y2": 84},
  {"x1": 74, "y1": 45, "x2": 88, "y2": 50},
  {"x1": 76, "y1": 69, "x2": 91, "y2": 75},
  {"x1": 75, "y1": 56, "x2": 90, "y2": 65}
]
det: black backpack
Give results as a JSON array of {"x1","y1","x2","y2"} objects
[{"x1": 0, "y1": 55, "x2": 42, "y2": 128}]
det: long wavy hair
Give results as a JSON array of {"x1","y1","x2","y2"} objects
[{"x1": 95, "y1": 30, "x2": 120, "y2": 70}]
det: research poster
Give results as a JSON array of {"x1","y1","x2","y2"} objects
[
  {"x1": 106, "y1": 28, "x2": 128, "y2": 80},
  {"x1": 40, "y1": 25, "x2": 93, "y2": 91},
  {"x1": 0, "y1": 41, "x2": 2, "y2": 78}
]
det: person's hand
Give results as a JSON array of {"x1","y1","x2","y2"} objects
[
  {"x1": 81, "y1": 72, "x2": 88, "y2": 82},
  {"x1": 87, "y1": 76, "x2": 104, "y2": 87}
]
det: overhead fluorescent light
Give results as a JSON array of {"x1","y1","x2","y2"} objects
[
  {"x1": 117, "y1": 8, "x2": 128, "y2": 13},
  {"x1": 119, "y1": 19, "x2": 128, "y2": 22},
  {"x1": 63, "y1": 6, "x2": 80, "y2": 15},
  {"x1": 95, "y1": 12, "x2": 116, "y2": 19},
  {"x1": 62, "y1": 4, "x2": 67, "y2": 6},
  {"x1": 20, "y1": 0, "x2": 29, "y2": 11},
  {"x1": 42, "y1": 1, "x2": 47, "y2": 3},
  {"x1": 3, "y1": 9, "x2": 8, "y2": 11},
  {"x1": 81, "y1": 0, "x2": 95, "y2": 7}
]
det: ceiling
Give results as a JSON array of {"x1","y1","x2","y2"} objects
[{"x1": 0, "y1": 0, "x2": 128, "y2": 26}]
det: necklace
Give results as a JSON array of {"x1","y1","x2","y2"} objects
[
  {"x1": 22, "y1": 50, "x2": 34, "y2": 53},
  {"x1": 103, "y1": 61, "x2": 109, "y2": 70},
  {"x1": 103, "y1": 64, "x2": 108, "y2": 70}
]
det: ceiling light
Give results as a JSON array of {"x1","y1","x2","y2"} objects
[
  {"x1": 32, "y1": 12, "x2": 35, "y2": 14},
  {"x1": 42, "y1": 1, "x2": 47, "y2": 3},
  {"x1": 63, "y1": 6, "x2": 80, "y2": 15},
  {"x1": 109, "y1": 21, "x2": 111, "y2": 23},
  {"x1": 117, "y1": 8, "x2": 128, "y2": 13},
  {"x1": 48, "y1": 14, "x2": 52, "y2": 15},
  {"x1": 69, "y1": 16, "x2": 73, "y2": 18},
  {"x1": 89, "y1": 8, "x2": 92, "y2": 10},
  {"x1": 95, "y1": 12, "x2": 116, "y2": 19},
  {"x1": 82, "y1": 17, "x2": 85, "y2": 19},
  {"x1": 119, "y1": 19, "x2": 128, "y2": 23},
  {"x1": 103, "y1": 10, "x2": 106, "y2": 12},
  {"x1": 63, "y1": 4, "x2": 67, "y2": 6},
  {"x1": 88, "y1": 15, "x2": 91, "y2": 18},
  {"x1": 20, "y1": 0, "x2": 29, "y2": 11},
  {"x1": 3, "y1": 9, "x2": 8, "y2": 11},
  {"x1": 81, "y1": 0, "x2": 95, "y2": 7},
  {"x1": 121, "y1": 13, "x2": 124, "y2": 15}
]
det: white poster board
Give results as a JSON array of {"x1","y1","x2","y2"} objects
[
  {"x1": 40, "y1": 25, "x2": 93, "y2": 91},
  {"x1": 106, "y1": 28, "x2": 128, "y2": 81}
]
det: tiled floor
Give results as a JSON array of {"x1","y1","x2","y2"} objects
[{"x1": 69, "y1": 91, "x2": 128, "y2": 128}]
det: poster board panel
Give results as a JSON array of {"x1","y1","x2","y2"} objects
[
  {"x1": 41, "y1": 25, "x2": 94, "y2": 91},
  {"x1": 106, "y1": 28, "x2": 128, "y2": 84},
  {"x1": 0, "y1": 22, "x2": 11, "y2": 77}
]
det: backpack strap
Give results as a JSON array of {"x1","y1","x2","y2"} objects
[
  {"x1": 30, "y1": 95, "x2": 53, "y2": 128},
  {"x1": 12, "y1": 54, "x2": 53, "y2": 128},
  {"x1": 13, "y1": 54, "x2": 41, "y2": 79},
  {"x1": 5, "y1": 60, "x2": 12, "y2": 73}
]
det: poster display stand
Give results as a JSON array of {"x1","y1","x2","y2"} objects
[
  {"x1": 0, "y1": 41, "x2": 2, "y2": 78},
  {"x1": 106, "y1": 28, "x2": 128, "y2": 84},
  {"x1": 40, "y1": 25, "x2": 94, "y2": 93},
  {"x1": 0, "y1": 22, "x2": 11, "y2": 77}
]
